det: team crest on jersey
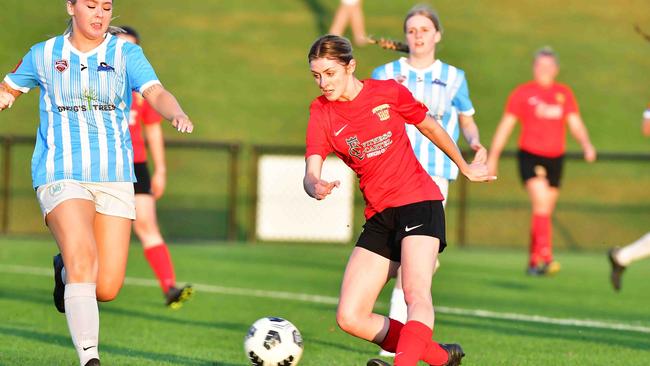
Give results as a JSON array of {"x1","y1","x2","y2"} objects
[
  {"x1": 372, "y1": 104, "x2": 391, "y2": 121},
  {"x1": 55, "y1": 59, "x2": 69, "y2": 73},
  {"x1": 394, "y1": 75, "x2": 407, "y2": 84},
  {"x1": 346, "y1": 136, "x2": 365, "y2": 160},
  {"x1": 555, "y1": 93, "x2": 565, "y2": 104}
]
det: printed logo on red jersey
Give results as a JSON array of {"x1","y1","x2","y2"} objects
[
  {"x1": 345, "y1": 132, "x2": 394, "y2": 160},
  {"x1": 555, "y1": 93, "x2": 565, "y2": 104},
  {"x1": 11, "y1": 60, "x2": 23, "y2": 73},
  {"x1": 372, "y1": 104, "x2": 391, "y2": 121},
  {"x1": 346, "y1": 136, "x2": 364, "y2": 160},
  {"x1": 54, "y1": 59, "x2": 69, "y2": 73}
]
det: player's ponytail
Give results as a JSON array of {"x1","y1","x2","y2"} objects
[
  {"x1": 403, "y1": 4, "x2": 442, "y2": 33},
  {"x1": 308, "y1": 35, "x2": 354, "y2": 65},
  {"x1": 64, "y1": 0, "x2": 123, "y2": 36}
]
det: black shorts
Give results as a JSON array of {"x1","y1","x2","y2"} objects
[
  {"x1": 356, "y1": 200, "x2": 447, "y2": 262},
  {"x1": 133, "y1": 162, "x2": 152, "y2": 195},
  {"x1": 518, "y1": 150, "x2": 564, "y2": 188}
]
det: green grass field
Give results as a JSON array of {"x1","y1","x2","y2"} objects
[{"x1": 1, "y1": 238, "x2": 649, "y2": 365}]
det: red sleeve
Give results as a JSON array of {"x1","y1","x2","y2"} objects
[
  {"x1": 305, "y1": 100, "x2": 333, "y2": 159},
  {"x1": 505, "y1": 87, "x2": 523, "y2": 117},
  {"x1": 563, "y1": 87, "x2": 579, "y2": 115},
  {"x1": 393, "y1": 81, "x2": 428, "y2": 124},
  {"x1": 141, "y1": 100, "x2": 162, "y2": 125}
]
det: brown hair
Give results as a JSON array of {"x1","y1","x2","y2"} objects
[
  {"x1": 64, "y1": 0, "x2": 123, "y2": 35},
  {"x1": 403, "y1": 4, "x2": 442, "y2": 33},
  {"x1": 534, "y1": 46, "x2": 559, "y2": 64},
  {"x1": 308, "y1": 35, "x2": 354, "y2": 65}
]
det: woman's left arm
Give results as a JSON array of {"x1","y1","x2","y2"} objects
[
  {"x1": 416, "y1": 115, "x2": 495, "y2": 182},
  {"x1": 142, "y1": 84, "x2": 193, "y2": 133},
  {"x1": 566, "y1": 112, "x2": 596, "y2": 162}
]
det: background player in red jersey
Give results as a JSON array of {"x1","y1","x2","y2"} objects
[
  {"x1": 607, "y1": 104, "x2": 650, "y2": 291},
  {"x1": 116, "y1": 27, "x2": 193, "y2": 308},
  {"x1": 304, "y1": 35, "x2": 494, "y2": 366},
  {"x1": 487, "y1": 47, "x2": 597, "y2": 276}
]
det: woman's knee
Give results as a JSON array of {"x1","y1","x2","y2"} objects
[
  {"x1": 63, "y1": 252, "x2": 98, "y2": 282},
  {"x1": 402, "y1": 286, "x2": 432, "y2": 306},
  {"x1": 96, "y1": 281, "x2": 123, "y2": 302},
  {"x1": 336, "y1": 306, "x2": 363, "y2": 334}
]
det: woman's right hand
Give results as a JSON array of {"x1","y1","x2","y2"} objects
[
  {"x1": 462, "y1": 162, "x2": 497, "y2": 183},
  {"x1": 307, "y1": 179, "x2": 340, "y2": 200},
  {"x1": 0, "y1": 90, "x2": 16, "y2": 111}
]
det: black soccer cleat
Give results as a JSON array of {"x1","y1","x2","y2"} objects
[
  {"x1": 165, "y1": 284, "x2": 194, "y2": 309},
  {"x1": 366, "y1": 359, "x2": 390, "y2": 366},
  {"x1": 84, "y1": 358, "x2": 100, "y2": 366},
  {"x1": 441, "y1": 343, "x2": 465, "y2": 366},
  {"x1": 608, "y1": 247, "x2": 626, "y2": 291},
  {"x1": 53, "y1": 253, "x2": 65, "y2": 313}
]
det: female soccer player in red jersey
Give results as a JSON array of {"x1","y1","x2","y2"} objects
[
  {"x1": 116, "y1": 26, "x2": 193, "y2": 309},
  {"x1": 304, "y1": 35, "x2": 494, "y2": 366},
  {"x1": 487, "y1": 47, "x2": 596, "y2": 276}
]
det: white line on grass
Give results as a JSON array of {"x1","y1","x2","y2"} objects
[{"x1": 1, "y1": 263, "x2": 648, "y2": 334}]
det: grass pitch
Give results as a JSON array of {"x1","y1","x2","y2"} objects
[{"x1": 0, "y1": 238, "x2": 649, "y2": 365}]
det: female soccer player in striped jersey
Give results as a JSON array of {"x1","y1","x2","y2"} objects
[
  {"x1": 487, "y1": 47, "x2": 596, "y2": 276},
  {"x1": 371, "y1": 6, "x2": 486, "y2": 341},
  {"x1": 115, "y1": 26, "x2": 193, "y2": 309},
  {"x1": 305, "y1": 35, "x2": 494, "y2": 366},
  {"x1": 607, "y1": 105, "x2": 650, "y2": 291},
  {"x1": 0, "y1": 1, "x2": 193, "y2": 365}
]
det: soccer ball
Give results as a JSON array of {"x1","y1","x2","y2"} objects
[{"x1": 244, "y1": 317, "x2": 304, "y2": 366}]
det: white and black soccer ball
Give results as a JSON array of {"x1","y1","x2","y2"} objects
[{"x1": 244, "y1": 317, "x2": 304, "y2": 366}]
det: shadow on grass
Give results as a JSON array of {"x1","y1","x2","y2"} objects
[
  {"x1": 300, "y1": 0, "x2": 330, "y2": 34},
  {"x1": 0, "y1": 325, "x2": 245, "y2": 365},
  {"x1": 438, "y1": 315, "x2": 650, "y2": 351}
]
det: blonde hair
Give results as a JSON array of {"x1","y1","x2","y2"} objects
[
  {"x1": 64, "y1": 0, "x2": 123, "y2": 35},
  {"x1": 403, "y1": 4, "x2": 442, "y2": 33}
]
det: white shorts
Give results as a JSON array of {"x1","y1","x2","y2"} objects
[
  {"x1": 431, "y1": 176, "x2": 449, "y2": 208},
  {"x1": 36, "y1": 180, "x2": 136, "y2": 220}
]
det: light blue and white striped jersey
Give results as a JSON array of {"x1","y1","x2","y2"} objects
[
  {"x1": 372, "y1": 58, "x2": 474, "y2": 180},
  {"x1": 4, "y1": 33, "x2": 160, "y2": 188}
]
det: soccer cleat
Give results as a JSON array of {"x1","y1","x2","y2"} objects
[
  {"x1": 366, "y1": 359, "x2": 390, "y2": 366},
  {"x1": 608, "y1": 247, "x2": 626, "y2": 291},
  {"x1": 540, "y1": 261, "x2": 561, "y2": 276},
  {"x1": 84, "y1": 358, "x2": 100, "y2": 366},
  {"x1": 165, "y1": 284, "x2": 194, "y2": 309},
  {"x1": 440, "y1": 343, "x2": 465, "y2": 366},
  {"x1": 378, "y1": 350, "x2": 394, "y2": 357},
  {"x1": 53, "y1": 254, "x2": 65, "y2": 313},
  {"x1": 526, "y1": 266, "x2": 542, "y2": 276}
]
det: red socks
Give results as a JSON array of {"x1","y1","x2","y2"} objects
[
  {"x1": 143, "y1": 244, "x2": 175, "y2": 293},
  {"x1": 530, "y1": 214, "x2": 552, "y2": 267},
  {"x1": 379, "y1": 318, "x2": 404, "y2": 352},
  {"x1": 379, "y1": 319, "x2": 449, "y2": 366}
]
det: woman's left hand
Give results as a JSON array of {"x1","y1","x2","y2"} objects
[
  {"x1": 462, "y1": 162, "x2": 497, "y2": 183},
  {"x1": 583, "y1": 143, "x2": 597, "y2": 163},
  {"x1": 470, "y1": 141, "x2": 487, "y2": 164},
  {"x1": 171, "y1": 114, "x2": 194, "y2": 133}
]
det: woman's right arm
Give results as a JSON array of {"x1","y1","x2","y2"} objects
[
  {"x1": 0, "y1": 82, "x2": 22, "y2": 111},
  {"x1": 487, "y1": 113, "x2": 517, "y2": 176},
  {"x1": 304, "y1": 155, "x2": 340, "y2": 200}
]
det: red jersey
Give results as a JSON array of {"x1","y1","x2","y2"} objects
[
  {"x1": 129, "y1": 92, "x2": 162, "y2": 163},
  {"x1": 306, "y1": 79, "x2": 443, "y2": 219},
  {"x1": 505, "y1": 81, "x2": 579, "y2": 158}
]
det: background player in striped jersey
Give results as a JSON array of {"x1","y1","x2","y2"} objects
[
  {"x1": 371, "y1": 6, "x2": 485, "y2": 350},
  {"x1": 607, "y1": 105, "x2": 650, "y2": 291},
  {"x1": 116, "y1": 26, "x2": 193, "y2": 309},
  {"x1": 0, "y1": 1, "x2": 193, "y2": 365},
  {"x1": 487, "y1": 47, "x2": 596, "y2": 276},
  {"x1": 305, "y1": 35, "x2": 494, "y2": 366}
]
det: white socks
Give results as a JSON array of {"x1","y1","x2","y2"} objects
[
  {"x1": 388, "y1": 288, "x2": 408, "y2": 323},
  {"x1": 616, "y1": 232, "x2": 650, "y2": 266},
  {"x1": 64, "y1": 283, "x2": 99, "y2": 366}
]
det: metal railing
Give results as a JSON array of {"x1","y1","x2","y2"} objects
[{"x1": 0, "y1": 135, "x2": 241, "y2": 241}]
